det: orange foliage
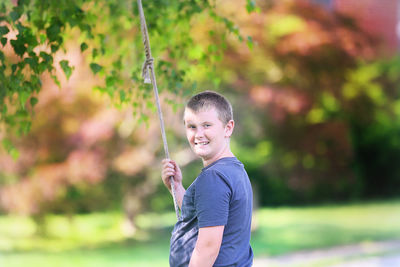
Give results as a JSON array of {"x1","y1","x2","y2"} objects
[{"x1": 0, "y1": 43, "x2": 165, "y2": 215}]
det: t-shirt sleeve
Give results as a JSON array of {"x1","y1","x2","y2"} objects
[{"x1": 195, "y1": 170, "x2": 231, "y2": 228}]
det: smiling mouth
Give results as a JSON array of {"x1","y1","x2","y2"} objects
[{"x1": 195, "y1": 141, "x2": 209, "y2": 146}]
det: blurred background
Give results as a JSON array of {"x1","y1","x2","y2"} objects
[{"x1": 1, "y1": 0, "x2": 400, "y2": 266}]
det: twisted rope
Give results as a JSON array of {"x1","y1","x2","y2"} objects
[{"x1": 137, "y1": 0, "x2": 180, "y2": 220}]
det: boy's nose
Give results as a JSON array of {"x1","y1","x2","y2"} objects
[{"x1": 194, "y1": 128, "x2": 205, "y2": 138}]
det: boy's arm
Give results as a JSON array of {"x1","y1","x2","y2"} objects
[
  {"x1": 161, "y1": 159, "x2": 185, "y2": 209},
  {"x1": 189, "y1": 225, "x2": 224, "y2": 267}
]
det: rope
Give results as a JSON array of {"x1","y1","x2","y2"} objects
[{"x1": 137, "y1": 0, "x2": 180, "y2": 220}]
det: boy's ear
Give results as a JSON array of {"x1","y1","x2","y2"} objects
[{"x1": 225, "y1": 120, "x2": 234, "y2": 138}]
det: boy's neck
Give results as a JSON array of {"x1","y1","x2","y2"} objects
[{"x1": 202, "y1": 150, "x2": 235, "y2": 167}]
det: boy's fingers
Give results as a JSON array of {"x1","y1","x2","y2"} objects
[
  {"x1": 163, "y1": 172, "x2": 174, "y2": 178},
  {"x1": 163, "y1": 169, "x2": 176, "y2": 177},
  {"x1": 162, "y1": 161, "x2": 174, "y2": 169},
  {"x1": 163, "y1": 167, "x2": 174, "y2": 174}
]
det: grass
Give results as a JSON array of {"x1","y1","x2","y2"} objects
[
  {"x1": 252, "y1": 200, "x2": 400, "y2": 256},
  {"x1": 1, "y1": 200, "x2": 400, "y2": 266},
  {"x1": 0, "y1": 212, "x2": 175, "y2": 267}
]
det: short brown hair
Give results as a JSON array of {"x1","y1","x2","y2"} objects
[{"x1": 186, "y1": 91, "x2": 233, "y2": 124}]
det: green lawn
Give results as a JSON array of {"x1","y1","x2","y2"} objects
[
  {"x1": 1, "y1": 200, "x2": 400, "y2": 266},
  {"x1": 251, "y1": 200, "x2": 400, "y2": 256}
]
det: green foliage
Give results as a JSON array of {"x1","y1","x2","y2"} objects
[
  {"x1": 0, "y1": 25, "x2": 9, "y2": 36},
  {"x1": 246, "y1": 0, "x2": 257, "y2": 13},
  {"x1": 89, "y1": 63, "x2": 102, "y2": 75},
  {"x1": 1, "y1": 138, "x2": 19, "y2": 160},
  {"x1": 0, "y1": 0, "x2": 255, "y2": 141},
  {"x1": 348, "y1": 58, "x2": 400, "y2": 198},
  {"x1": 80, "y1": 42, "x2": 88, "y2": 52},
  {"x1": 59, "y1": 60, "x2": 73, "y2": 79},
  {"x1": 1, "y1": 0, "x2": 95, "y2": 137}
]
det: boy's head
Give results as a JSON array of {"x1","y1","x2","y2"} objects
[
  {"x1": 185, "y1": 91, "x2": 233, "y2": 125},
  {"x1": 183, "y1": 91, "x2": 235, "y2": 165}
]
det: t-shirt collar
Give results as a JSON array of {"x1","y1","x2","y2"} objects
[{"x1": 202, "y1": 157, "x2": 238, "y2": 171}]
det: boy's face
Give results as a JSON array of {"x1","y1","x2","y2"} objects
[{"x1": 183, "y1": 107, "x2": 234, "y2": 166}]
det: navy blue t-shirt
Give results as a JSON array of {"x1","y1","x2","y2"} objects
[{"x1": 169, "y1": 157, "x2": 253, "y2": 267}]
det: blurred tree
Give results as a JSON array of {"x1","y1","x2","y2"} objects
[
  {"x1": 3, "y1": 0, "x2": 398, "y2": 230},
  {"x1": 217, "y1": 0, "x2": 400, "y2": 204},
  {"x1": 0, "y1": 0, "x2": 256, "y2": 232},
  {"x1": 0, "y1": 0, "x2": 252, "y2": 140},
  {"x1": 0, "y1": 54, "x2": 165, "y2": 233}
]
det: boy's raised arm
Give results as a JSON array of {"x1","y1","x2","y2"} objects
[{"x1": 161, "y1": 159, "x2": 186, "y2": 208}]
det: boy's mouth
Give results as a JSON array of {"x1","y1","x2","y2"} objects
[{"x1": 195, "y1": 141, "x2": 209, "y2": 146}]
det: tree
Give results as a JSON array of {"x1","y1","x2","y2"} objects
[
  {"x1": 0, "y1": 55, "x2": 163, "y2": 232},
  {"x1": 0, "y1": 0, "x2": 255, "y2": 232},
  {"x1": 0, "y1": 0, "x2": 253, "y2": 139},
  {"x1": 217, "y1": 0, "x2": 400, "y2": 204}
]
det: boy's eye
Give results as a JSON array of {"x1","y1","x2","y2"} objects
[
  {"x1": 187, "y1": 125, "x2": 196, "y2": 129},
  {"x1": 204, "y1": 124, "x2": 211, "y2": 128}
]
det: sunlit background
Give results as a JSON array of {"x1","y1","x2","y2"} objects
[{"x1": 1, "y1": 0, "x2": 400, "y2": 266}]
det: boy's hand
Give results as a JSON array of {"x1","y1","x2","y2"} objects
[{"x1": 161, "y1": 159, "x2": 183, "y2": 191}]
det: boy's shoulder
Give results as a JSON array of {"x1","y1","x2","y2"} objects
[{"x1": 198, "y1": 157, "x2": 246, "y2": 182}]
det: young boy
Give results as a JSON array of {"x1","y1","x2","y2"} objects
[{"x1": 161, "y1": 91, "x2": 253, "y2": 267}]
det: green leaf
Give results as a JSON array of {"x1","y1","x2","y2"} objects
[
  {"x1": 51, "y1": 44, "x2": 59, "y2": 53},
  {"x1": 30, "y1": 75, "x2": 42, "y2": 90},
  {"x1": 20, "y1": 120, "x2": 31, "y2": 135},
  {"x1": 119, "y1": 90, "x2": 126, "y2": 102},
  {"x1": 0, "y1": 25, "x2": 9, "y2": 36},
  {"x1": 80, "y1": 42, "x2": 88, "y2": 52},
  {"x1": 51, "y1": 75, "x2": 61, "y2": 87},
  {"x1": 30, "y1": 97, "x2": 38, "y2": 107},
  {"x1": 106, "y1": 86, "x2": 114, "y2": 97},
  {"x1": 19, "y1": 90, "x2": 30, "y2": 109},
  {"x1": 18, "y1": 0, "x2": 30, "y2": 7},
  {"x1": 90, "y1": 63, "x2": 102, "y2": 74},
  {"x1": 247, "y1": 36, "x2": 254, "y2": 50},
  {"x1": 24, "y1": 57, "x2": 38, "y2": 72},
  {"x1": 40, "y1": 34, "x2": 46, "y2": 44},
  {"x1": 208, "y1": 44, "x2": 218, "y2": 53},
  {"x1": 10, "y1": 11, "x2": 20, "y2": 22},
  {"x1": 10, "y1": 39, "x2": 26, "y2": 57},
  {"x1": 59, "y1": 60, "x2": 73, "y2": 79},
  {"x1": 40, "y1": 51, "x2": 52, "y2": 64},
  {"x1": 11, "y1": 63, "x2": 17, "y2": 74},
  {"x1": 2, "y1": 139, "x2": 19, "y2": 160},
  {"x1": 106, "y1": 76, "x2": 116, "y2": 87},
  {"x1": 223, "y1": 18, "x2": 234, "y2": 31},
  {"x1": 46, "y1": 22, "x2": 61, "y2": 42},
  {"x1": 0, "y1": 4, "x2": 6, "y2": 14},
  {"x1": 92, "y1": 48, "x2": 98, "y2": 59},
  {"x1": 40, "y1": 52, "x2": 54, "y2": 72},
  {"x1": 246, "y1": 0, "x2": 256, "y2": 13}
]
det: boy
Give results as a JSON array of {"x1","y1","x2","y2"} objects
[{"x1": 161, "y1": 91, "x2": 253, "y2": 267}]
